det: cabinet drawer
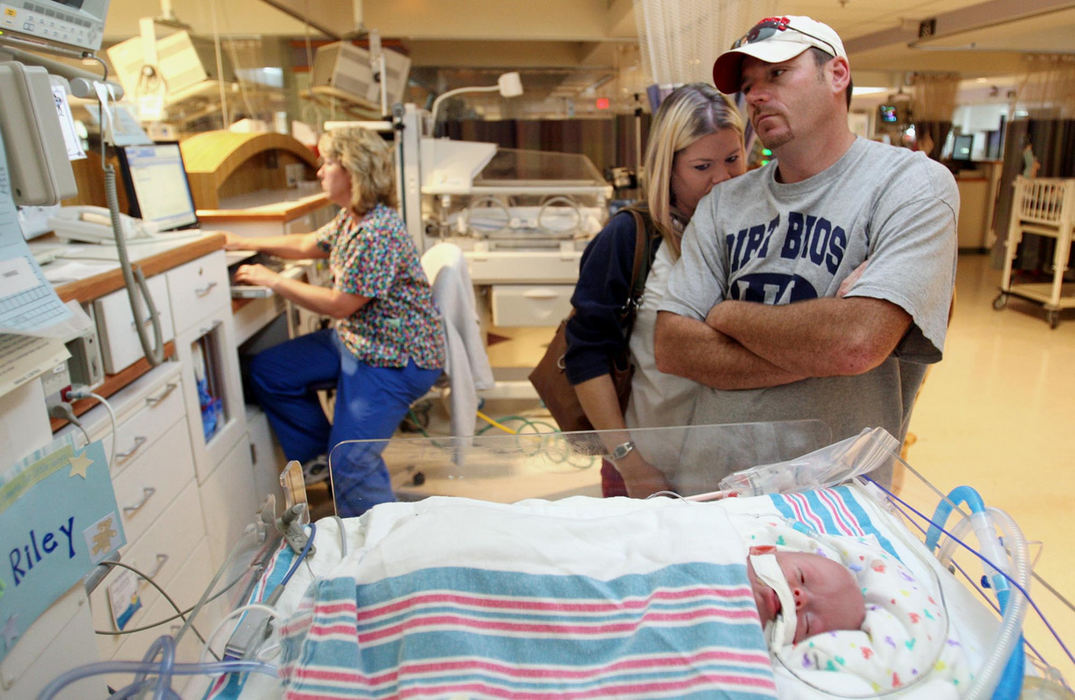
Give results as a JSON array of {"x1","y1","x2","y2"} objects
[
  {"x1": 166, "y1": 250, "x2": 230, "y2": 335},
  {"x1": 94, "y1": 274, "x2": 175, "y2": 375},
  {"x1": 490, "y1": 284, "x2": 573, "y2": 327},
  {"x1": 91, "y1": 479, "x2": 207, "y2": 660},
  {"x1": 465, "y1": 249, "x2": 581, "y2": 284},
  {"x1": 109, "y1": 377, "x2": 184, "y2": 477},
  {"x1": 111, "y1": 419, "x2": 196, "y2": 545},
  {"x1": 199, "y1": 437, "x2": 258, "y2": 571}
]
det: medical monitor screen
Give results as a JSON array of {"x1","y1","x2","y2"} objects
[
  {"x1": 117, "y1": 143, "x2": 199, "y2": 231},
  {"x1": 0, "y1": 0, "x2": 111, "y2": 54}
]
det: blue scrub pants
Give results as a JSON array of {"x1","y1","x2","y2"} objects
[{"x1": 248, "y1": 329, "x2": 441, "y2": 517}]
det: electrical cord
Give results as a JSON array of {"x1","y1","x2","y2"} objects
[
  {"x1": 279, "y1": 521, "x2": 316, "y2": 588},
  {"x1": 93, "y1": 560, "x2": 217, "y2": 660},
  {"x1": 202, "y1": 524, "x2": 316, "y2": 665},
  {"x1": 66, "y1": 385, "x2": 118, "y2": 468},
  {"x1": 94, "y1": 567, "x2": 250, "y2": 637},
  {"x1": 865, "y1": 475, "x2": 1074, "y2": 668},
  {"x1": 174, "y1": 525, "x2": 263, "y2": 649},
  {"x1": 476, "y1": 409, "x2": 518, "y2": 434},
  {"x1": 48, "y1": 402, "x2": 92, "y2": 446},
  {"x1": 87, "y1": 391, "x2": 117, "y2": 467}
]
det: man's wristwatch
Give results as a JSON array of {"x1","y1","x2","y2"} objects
[{"x1": 610, "y1": 441, "x2": 635, "y2": 462}]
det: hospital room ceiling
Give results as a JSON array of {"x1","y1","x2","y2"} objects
[{"x1": 101, "y1": 0, "x2": 1075, "y2": 105}]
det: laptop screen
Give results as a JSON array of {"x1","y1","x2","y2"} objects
[{"x1": 116, "y1": 143, "x2": 199, "y2": 231}]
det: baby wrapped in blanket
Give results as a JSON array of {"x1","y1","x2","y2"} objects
[
  {"x1": 216, "y1": 494, "x2": 972, "y2": 700},
  {"x1": 736, "y1": 511, "x2": 974, "y2": 698}
]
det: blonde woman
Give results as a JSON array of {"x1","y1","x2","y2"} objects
[
  {"x1": 563, "y1": 84, "x2": 746, "y2": 498},
  {"x1": 225, "y1": 127, "x2": 444, "y2": 516}
]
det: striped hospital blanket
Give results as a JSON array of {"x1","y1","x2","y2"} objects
[
  {"x1": 276, "y1": 564, "x2": 776, "y2": 698},
  {"x1": 221, "y1": 497, "x2": 780, "y2": 699}
]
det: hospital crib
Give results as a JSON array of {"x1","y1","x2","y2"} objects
[
  {"x1": 40, "y1": 422, "x2": 1074, "y2": 698},
  {"x1": 994, "y1": 176, "x2": 1075, "y2": 328}
]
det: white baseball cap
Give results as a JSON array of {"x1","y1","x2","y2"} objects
[{"x1": 712, "y1": 16, "x2": 847, "y2": 94}]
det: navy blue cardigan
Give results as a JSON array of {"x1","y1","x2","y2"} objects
[{"x1": 563, "y1": 209, "x2": 661, "y2": 385}]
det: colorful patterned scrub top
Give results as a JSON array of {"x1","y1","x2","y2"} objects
[{"x1": 315, "y1": 203, "x2": 445, "y2": 370}]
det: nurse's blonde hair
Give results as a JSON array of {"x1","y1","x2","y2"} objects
[
  {"x1": 318, "y1": 127, "x2": 398, "y2": 214},
  {"x1": 644, "y1": 83, "x2": 744, "y2": 259}
]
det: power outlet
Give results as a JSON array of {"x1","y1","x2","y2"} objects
[{"x1": 42, "y1": 361, "x2": 72, "y2": 411}]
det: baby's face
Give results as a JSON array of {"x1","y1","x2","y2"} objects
[{"x1": 747, "y1": 551, "x2": 866, "y2": 645}]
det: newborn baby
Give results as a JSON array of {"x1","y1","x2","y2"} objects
[{"x1": 745, "y1": 544, "x2": 866, "y2": 648}]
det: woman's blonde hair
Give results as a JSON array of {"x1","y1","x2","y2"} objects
[
  {"x1": 318, "y1": 126, "x2": 398, "y2": 214},
  {"x1": 643, "y1": 83, "x2": 744, "y2": 259}
]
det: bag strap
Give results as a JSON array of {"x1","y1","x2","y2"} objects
[{"x1": 618, "y1": 204, "x2": 659, "y2": 334}]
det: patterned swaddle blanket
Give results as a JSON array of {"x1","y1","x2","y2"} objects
[{"x1": 741, "y1": 486, "x2": 976, "y2": 697}]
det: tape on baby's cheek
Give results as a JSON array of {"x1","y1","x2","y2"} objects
[{"x1": 750, "y1": 553, "x2": 797, "y2": 648}]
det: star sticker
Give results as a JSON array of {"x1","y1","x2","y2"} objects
[{"x1": 68, "y1": 451, "x2": 94, "y2": 479}]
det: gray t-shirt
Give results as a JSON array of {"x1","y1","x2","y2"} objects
[{"x1": 658, "y1": 137, "x2": 958, "y2": 494}]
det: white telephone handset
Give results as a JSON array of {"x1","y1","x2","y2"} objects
[{"x1": 49, "y1": 205, "x2": 161, "y2": 244}]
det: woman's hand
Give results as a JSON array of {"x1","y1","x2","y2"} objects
[
  {"x1": 232, "y1": 263, "x2": 280, "y2": 290},
  {"x1": 615, "y1": 450, "x2": 672, "y2": 498}
]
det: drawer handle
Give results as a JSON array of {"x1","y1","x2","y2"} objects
[
  {"x1": 522, "y1": 289, "x2": 559, "y2": 300},
  {"x1": 122, "y1": 486, "x2": 157, "y2": 516},
  {"x1": 115, "y1": 436, "x2": 148, "y2": 463},
  {"x1": 195, "y1": 281, "x2": 218, "y2": 297},
  {"x1": 139, "y1": 553, "x2": 169, "y2": 584},
  {"x1": 145, "y1": 382, "x2": 178, "y2": 406}
]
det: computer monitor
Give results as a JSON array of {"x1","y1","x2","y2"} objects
[
  {"x1": 116, "y1": 143, "x2": 200, "y2": 232},
  {"x1": 953, "y1": 134, "x2": 974, "y2": 161}
]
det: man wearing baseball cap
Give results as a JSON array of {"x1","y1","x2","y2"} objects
[{"x1": 653, "y1": 16, "x2": 958, "y2": 494}]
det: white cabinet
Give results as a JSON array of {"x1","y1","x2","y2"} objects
[
  {"x1": 90, "y1": 479, "x2": 209, "y2": 665},
  {"x1": 50, "y1": 362, "x2": 216, "y2": 687},
  {"x1": 168, "y1": 250, "x2": 249, "y2": 484},
  {"x1": 39, "y1": 247, "x2": 265, "y2": 690},
  {"x1": 93, "y1": 273, "x2": 175, "y2": 374}
]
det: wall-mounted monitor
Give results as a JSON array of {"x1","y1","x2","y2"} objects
[
  {"x1": 0, "y1": 0, "x2": 111, "y2": 55},
  {"x1": 879, "y1": 105, "x2": 899, "y2": 123}
]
